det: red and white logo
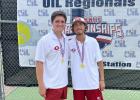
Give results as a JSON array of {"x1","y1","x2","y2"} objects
[{"x1": 54, "y1": 46, "x2": 60, "y2": 50}]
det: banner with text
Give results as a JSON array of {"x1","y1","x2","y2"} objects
[{"x1": 17, "y1": 0, "x2": 140, "y2": 69}]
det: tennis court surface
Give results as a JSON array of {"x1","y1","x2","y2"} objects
[{"x1": 5, "y1": 87, "x2": 140, "y2": 100}]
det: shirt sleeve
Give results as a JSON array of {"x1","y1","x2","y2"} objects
[{"x1": 35, "y1": 38, "x2": 46, "y2": 63}]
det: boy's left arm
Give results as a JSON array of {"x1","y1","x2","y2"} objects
[{"x1": 97, "y1": 60, "x2": 105, "y2": 91}]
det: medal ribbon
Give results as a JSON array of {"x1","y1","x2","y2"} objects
[
  {"x1": 76, "y1": 40, "x2": 84, "y2": 64},
  {"x1": 58, "y1": 35, "x2": 65, "y2": 59}
]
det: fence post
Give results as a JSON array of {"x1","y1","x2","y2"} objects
[
  {"x1": 0, "y1": 16, "x2": 5, "y2": 100},
  {"x1": 0, "y1": 72, "x2": 3, "y2": 100},
  {"x1": 0, "y1": 40, "x2": 4, "y2": 100},
  {"x1": 0, "y1": 73, "x2": 2, "y2": 100}
]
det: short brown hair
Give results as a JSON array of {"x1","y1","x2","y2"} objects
[{"x1": 51, "y1": 11, "x2": 67, "y2": 23}]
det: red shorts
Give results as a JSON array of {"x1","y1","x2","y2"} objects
[
  {"x1": 45, "y1": 86, "x2": 67, "y2": 100},
  {"x1": 73, "y1": 89, "x2": 103, "y2": 100}
]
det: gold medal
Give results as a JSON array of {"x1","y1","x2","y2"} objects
[
  {"x1": 61, "y1": 58, "x2": 64, "y2": 64},
  {"x1": 80, "y1": 63, "x2": 85, "y2": 68}
]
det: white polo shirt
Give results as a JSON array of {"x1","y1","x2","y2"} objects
[
  {"x1": 35, "y1": 30, "x2": 69, "y2": 89},
  {"x1": 69, "y1": 35, "x2": 103, "y2": 90}
]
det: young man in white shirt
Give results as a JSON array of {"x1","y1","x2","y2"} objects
[
  {"x1": 69, "y1": 17, "x2": 105, "y2": 100},
  {"x1": 35, "y1": 11, "x2": 69, "y2": 100}
]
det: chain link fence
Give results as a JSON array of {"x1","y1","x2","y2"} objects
[{"x1": 0, "y1": 0, "x2": 140, "y2": 99}]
